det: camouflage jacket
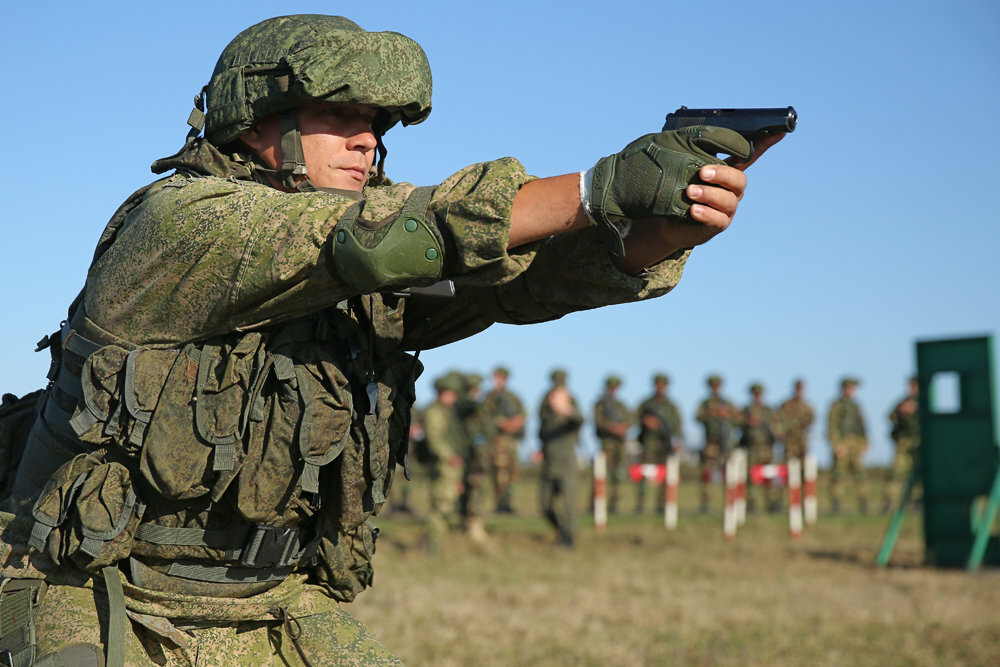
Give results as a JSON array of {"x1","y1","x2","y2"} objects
[
  {"x1": 696, "y1": 396, "x2": 736, "y2": 447},
  {"x1": 827, "y1": 396, "x2": 867, "y2": 444},
  {"x1": 637, "y1": 394, "x2": 682, "y2": 449},
  {"x1": 481, "y1": 388, "x2": 526, "y2": 440},
  {"x1": 7, "y1": 140, "x2": 691, "y2": 612},
  {"x1": 777, "y1": 396, "x2": 814, "y2": 452},
  {"x1": 593, "y1": 393, "x2": 631, "y2": 442}
]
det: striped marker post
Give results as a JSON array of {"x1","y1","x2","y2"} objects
[
  {"x1": 733, "y1": 448, "x2": 748, "y2": 527},
  {"x1": 664, "y1": 454, "x2": 680, "y2": 530},
  {"x1": 803, "y1": 453, "x2": 818, "y2": 526},
  {"x1": 723, "y1": 453, "x2": 739, "y2": 539},
  {"x1": 593, "y1": 451, "x2": 607, "y2": 533},
  {"x1": 788, "y1": 457, "x2": 804, "y2": 539}
]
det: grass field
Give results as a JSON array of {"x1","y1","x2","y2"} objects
[{"x1": 347, "y1": 467, "x2": 999, "y2": 666}]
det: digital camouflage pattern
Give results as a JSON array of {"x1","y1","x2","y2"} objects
[
  {"x1": 776, "y1": 394, "x2": 814, "y2": 460},
  {"x1": 481, "y1": 381, "x2": 525, "y2": 513},
  {"x1": 593, "y1": 388, "x2": 631, "y2": 513},
  {"x1": 738, "y1": 392, "x2": 779, "y2": 511},
  {"x1": 696, "y1": 388, "x2": 737, "y2": 510},
  {"x1": 2, "y1": 14, "x2": 697, "y2": 664},
  {"x1": 205, "y1": 15, "x2": 433, "y2": 146},
  {"x1": 827, "y1": 393, "x2": 869, "y2": 512}
]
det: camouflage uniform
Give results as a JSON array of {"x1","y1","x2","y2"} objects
[
  {"x1": 738, "y1": 384, "x2": 779, "y2": 512},
  {"x1": 635, "y1": 373, "x2": 682, "y2": 513},
  {"x1": 0, "y1": 15, "x2": 696, "y2": 667},
  {"x1": 593, "y1": 376, "x2": 631, "y2": 514},
  {"x1": 538, "y1": 370, "x2": 584, "y2": 548},
  {"x1": 695, "y1": 375, "x2": 736, "y2": 512},
  {"x1": 827, "y1": 378, "x2": 869, "y2": 513},
  {"x1": 422, "y1": 374, "x2": 468, "y2": 551},
  {"x1": 776, "y1": 379, "x2": 814, "y2": 461},
  {"x1": 886, "y1": 378, "x2": 920, "y2": 510},
  {"x1": 457, "y1": 373, "x2": 490, "y2": 539},
  {"x1": 481, "y1": 368, "x2": 525, "y2": 513}
]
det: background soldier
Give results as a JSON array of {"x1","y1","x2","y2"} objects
[
  {"x1": 482, "y1": 366, "x2": 526, "y2": 514},
  {"x1": 827, "y1": 377, "x2": 870, "y2": 514},
  {"x1": 593, "y1": 375, "x2": 631, "y2": 515},
  {"x1": 636, "y1": 373, "x2": 683, "y2": 514},
  {"x1": 696, "y1": 374, "x2": 737, "y2": 513},
  {"x1": 777, "y1": 378, "x2": 815, "y2": 463},
  {"x1": 458, "y1": 372, "x2": 490, "y2": 541},
  {"x1": 738, "y1": 383, "x2": 779, "y2": 513},
  {"x1": 886, "y1": 376, "x2": 921, "y2": 512},
  {"x1": 423, "y1": 372, "x2": 469, "y2": 552},
  {"x1": 539, "y1": 369, "x2": 584, "y2": 548}
]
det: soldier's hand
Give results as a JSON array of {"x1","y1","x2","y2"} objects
[{"x1": 588, "y1": 126, "x2": 751, "y2": 255}]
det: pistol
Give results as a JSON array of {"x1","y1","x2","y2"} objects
[{"x1": 662, "y1": 106, "x2": 797, "y2": 159}]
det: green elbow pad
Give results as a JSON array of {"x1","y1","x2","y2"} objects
[{"x1": 329, "y1": 195, "x2": 445, "y2": 293}]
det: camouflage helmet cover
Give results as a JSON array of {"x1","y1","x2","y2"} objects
[{"x1": 205, "y1": 15, "x2": 433, "y2": 146}]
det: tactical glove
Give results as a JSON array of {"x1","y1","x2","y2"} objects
[{"x1": 588, "y1": 126, "x2": 751, "y2": 256}]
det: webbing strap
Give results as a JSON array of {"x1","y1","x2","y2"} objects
[
  {"x1": 166, "y1": 562, "x2": 293, "y2": 584},
  {"x1": 101, "y1": 566, "x2": 126, "y2": 667},
  {"x1": 134, "y1": 523, "x2": 248, "y2": 554},
  {"x1": 401, "y1": 185, "x2": 435, "y2": 221},
  {"x1": 61, "y1": 323, "x2": 103, "y2": 361}
]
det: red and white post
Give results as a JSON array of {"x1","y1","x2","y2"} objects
[
  {"x1": 803, "y1": 453, "x2": 818, "y2": 526},
  {"x1": 593, "y1": 451, "x2": 608, "y2": 533},
  {"x1": 733, "y1": 448, "x2": 748, "y2": 527},
  {"x1": 788, "y1": 457, "x2": 804, "y2": 539},
  {"x1": 723, "y1": 453, "x2": 739, "y2": 539},
  {"x1": 664, "y1": 454, "x2": 680, "y2": 530}
]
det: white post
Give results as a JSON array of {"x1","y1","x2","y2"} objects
[
  {"x1": 665, "y1": 454, "x2": 679, "y2": 530},
  {"x1": 723, "y1": 453, "x2": 738, "y2": 539},
  {"x1": 788, "y1": 457, "x2": 804, "y2": 539},
  {"x1": 803, "y1": 453, "x2": 818, "y2": 526},
  {"x1": 734, "y1": 448, "x2": 747, "y2": 527},
  {"x1": 593, "y1": 451, "x2": 607, "y2": 533}
]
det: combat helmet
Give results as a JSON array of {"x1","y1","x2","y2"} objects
[{"x1": 189, "y1": 15, "x2": 432, "y2": 189}]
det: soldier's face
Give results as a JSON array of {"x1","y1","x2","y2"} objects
[{"x1": 242, "y1": 102, "x2": 378, "y2": 191}]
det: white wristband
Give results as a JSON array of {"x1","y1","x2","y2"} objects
[{"x1": 579, "y1": 168, "x2": 598, "y2": 225}]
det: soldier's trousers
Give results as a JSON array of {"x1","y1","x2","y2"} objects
[
  {"x1": 21, "y1": 575, "x2": 400, "y2": 666},
  {"x1": 540, "y1": 463, "x2": 578, "y2": 543},
  {"x1": 885, "y1": 437, "x2": 919, "y2": 508},
  {"x1": 830, "y1": 436, "x2": 869, "y2": 511},
  {"x1": 489, "y1": 435, "x2": 520, "y2": 507}
]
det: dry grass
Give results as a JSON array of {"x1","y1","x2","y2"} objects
[{"x1": 348, "y1": 469, "x2": 1000, "y2": 666}]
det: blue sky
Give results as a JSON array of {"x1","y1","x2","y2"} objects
[{"x1": 2, "y1": 1, "x2": 998, "y2": 467}]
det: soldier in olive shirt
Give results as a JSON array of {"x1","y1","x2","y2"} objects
[
  {"x1": 827, "y1": 377, "x2": 870, "y2": 514},
  {"x1": 886, "y1": 376, "x2": 920, "y2": 511},
  {"x1": 738, "y1": 383, "x2": 779, "y2": 513},
  {"x1": 636, "y1": 373, "x2": 683, "y2": 514},
  {"x1": 696, "y1": 374, "x2": 737, "y2": 513},
  {"x1": 482, "y1": 367, "x2": 526, "y2": 514},
  {"x1": 593, "y1": 375, "x2": 631, "y2": 514}
]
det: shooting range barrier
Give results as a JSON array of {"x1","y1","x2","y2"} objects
[{"x1": 877, "y1": 335, "x2": 1000, "y2": 571}]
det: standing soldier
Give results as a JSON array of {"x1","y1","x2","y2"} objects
[
  {"x1": 593, "y1": 375, "x2": 631, "y2": 515},
  {"x1": 482, "y1": 367, "x2": 526, "y2": 514},
  {"x1": 738, "y1": 383, "x2": 779, "y2": 513},
  {"x1": 423, "y1": 372, "x2": 469, "y2": 552},
  {"x1": 777, "y1": 378, "x2": 815, "y2": 463},
  {"x1": 458, "y1": 372, "x2": 490, "y2": 540},
  {"x1": 827, "y1": 377, "x2": 870, "y2": 514},
  {"x1": 539, "y1": 369, "x2": 584, "y2": 548},
  {"x1": 696, "y1": 374, "x2": 737, "y2": 513},
  {"x1": 886, "y1": 376, "x2": 920, "y2": 512},
  {"x1": 636, "y1": 373, "x2": 683, "y2": 514}
]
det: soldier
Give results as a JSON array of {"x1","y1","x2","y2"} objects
[
  {"x1": 0, "y1": 14, "x2": 780, "y2": 664},
  {"x1": 738, "y1": 383, "x2": 779, "y2": 513},
  {"x1": 482, "y1": 366, "x2": 526, "y2": 514},
  {"x1": 696, "y1": 374, "x2": 737, "y2": 513},
  {"x1": 458, "y1": 373, "x2": 490, "y2": 540},
  {"x1": 777, "y1": 378, "x2": 815, "y2": 463},
  {"x1": 635, "y1": 373, "x2": 683, "y2": 514},
  {"x1": 827, "y1": 377, "x2": 870, "y2": 514},
  {"x1": 422, "y1": 372, "x2": 469, "y2": 552},
  {"x1": 539, "y1": 369, "x2": 584, "y2": 548},
  {"x1": 593, "y1": 375, "x2": 631, "y2": 514},
  {"x1": 886, "y1": 376, "x2": 920, "y2": 512}
]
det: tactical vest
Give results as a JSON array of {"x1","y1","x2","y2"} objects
[{"x1": 13, "y1": 183, "x2": 419, "y2": 604}]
